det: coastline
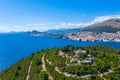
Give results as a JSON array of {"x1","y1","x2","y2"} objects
[{"x1": 0, "y1": 33, "x2": 120, "y2": 72}]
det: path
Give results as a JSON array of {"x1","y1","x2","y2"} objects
[
  {"x1": 42, "y1": 54, "x2": 46, "y2": 71},
  {"x1": 99, "y1": 68, "x2": 113, "y2": 80},
  {"x1": 42, "y1": 53, "x2": 53, "y2": 80},
  {"x1": 26, "y1": 60, "x2": 32, "y2": 80},
  {"x1": 55, "y1": 66, "x2": 113, "y2": 78},
  {"x1": 55, "y1": 67, "x2": 91, "y2": 78}
]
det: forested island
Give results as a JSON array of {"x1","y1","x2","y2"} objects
[{"x1": 0, "y1": 45, "x2": 120, "y2": 80}]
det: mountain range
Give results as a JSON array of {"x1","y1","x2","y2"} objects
[{"x1": 29, "y1": 18, "x2": 120, "y2": 34}]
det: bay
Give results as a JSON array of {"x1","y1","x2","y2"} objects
[{"x1": 0, "y1": 33, "x2": 120, "y2": 71}]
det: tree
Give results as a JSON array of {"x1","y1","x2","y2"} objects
[{"x1": 40, "y1": 71, "x2": 48, "y2": 80}]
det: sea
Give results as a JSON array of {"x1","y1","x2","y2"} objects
[{"x1": 0, "y1": 33, "x2": 120, "y2": 71}]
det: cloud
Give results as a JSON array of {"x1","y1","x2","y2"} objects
[
  {"x1": 58, "y1": 15, "x2": 120, "y2": 29},
  {"x1": 91, "y1": 15, "x2": 120, "y2": 24},
  {"x1": 57, "y1": 22, "x2": 89, "y2": 28},
  {"x1": 0, "y1": 23, "x2": 49, "y2": 33},
  {"x1": 0, "y1": 14, "x2": 120, "y2": 33},
  {"x1": 0, "y1": 22, "x2": 90, "y2": 33}
]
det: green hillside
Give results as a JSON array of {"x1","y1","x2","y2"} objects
[{"x1": 0, "y1": 45, "x2": 120, "y2": 80}]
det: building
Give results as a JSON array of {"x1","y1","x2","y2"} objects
[
  {"x1": 58, "y1": 50, "x2": 65, "y2": 56},
  {"x1": 71, "y1": 57, "x2": 78, "y2": 63},
  {"x1": 74, "y1": 50, "x2": 87, "y2": 57}
]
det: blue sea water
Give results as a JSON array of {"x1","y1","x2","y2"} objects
[{"x1": 0, "y1": 33, "x2": 120, "y2": 71}]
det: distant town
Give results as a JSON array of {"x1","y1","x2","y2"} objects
[
  {"x1": 64, "y1": 31, "x2": 120, "y2": 42},
  {"x1": 30, "y1": 30, "x2": 120, "y2": 42}
]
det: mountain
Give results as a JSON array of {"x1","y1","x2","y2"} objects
[
  {"x1": 0, "y1": 45, "x2": 120, "y2": 80},
  {"x1": 82, "y1": 18, "x2": 120, "y2": 33},
  {"x1": 28, "y1": 28, "x2": 81, "y2": 34},
  {"x1": 28, "y1": 28, "x2": 81, "y2": 38},
  {"x1": 46, "y1": 28, "x2": 81, "y2": 34}
]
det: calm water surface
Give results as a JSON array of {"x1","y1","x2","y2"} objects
[{"x1": 0, "y1": 33, "x2": 120, "y2": 71}]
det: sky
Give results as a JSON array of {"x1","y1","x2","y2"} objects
[{"x1": 0, "y1": 0, "x2": 120, "y2": 32}]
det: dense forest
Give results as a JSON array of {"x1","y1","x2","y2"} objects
[{"x1": 0, "y1": 45, "x2": 120, "y2": 80}]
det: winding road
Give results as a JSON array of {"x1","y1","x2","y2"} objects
[
  {"x1": 42, "y1": 53, "x2": 113, "y2": 80},
  {"x1": 55, "y1": 66, "x2": 113, "y2": 79},
  {"x1": 42, "y1": 53, "x2": 53, "y2": 80}
]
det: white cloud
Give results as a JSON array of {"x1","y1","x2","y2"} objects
[
  {"x1": 0, "y1": 22, "x2": 90, "y2": 33},
  {"x1": 0, "y1": 14, "x2": 120, "y2": 33},
  {"x1": 91, "y1": 15, "x2": 120, "y2": 24},
  {"x1": 58, "y1": 22, "x2": 89, "y2": 28},
  {"x1": 58, "y1": 15, "x2": 120, "y2": 29},
  {"x1": 0, "y1": 23, "x2": 49, "y2": 33}
]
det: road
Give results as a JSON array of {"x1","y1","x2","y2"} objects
[
  {"x1": 26, "y1": 60, "x2": 32, "y2": 80},
  {"x1": 42, "y1": 53, "x2": 53, "y2": 80}
]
